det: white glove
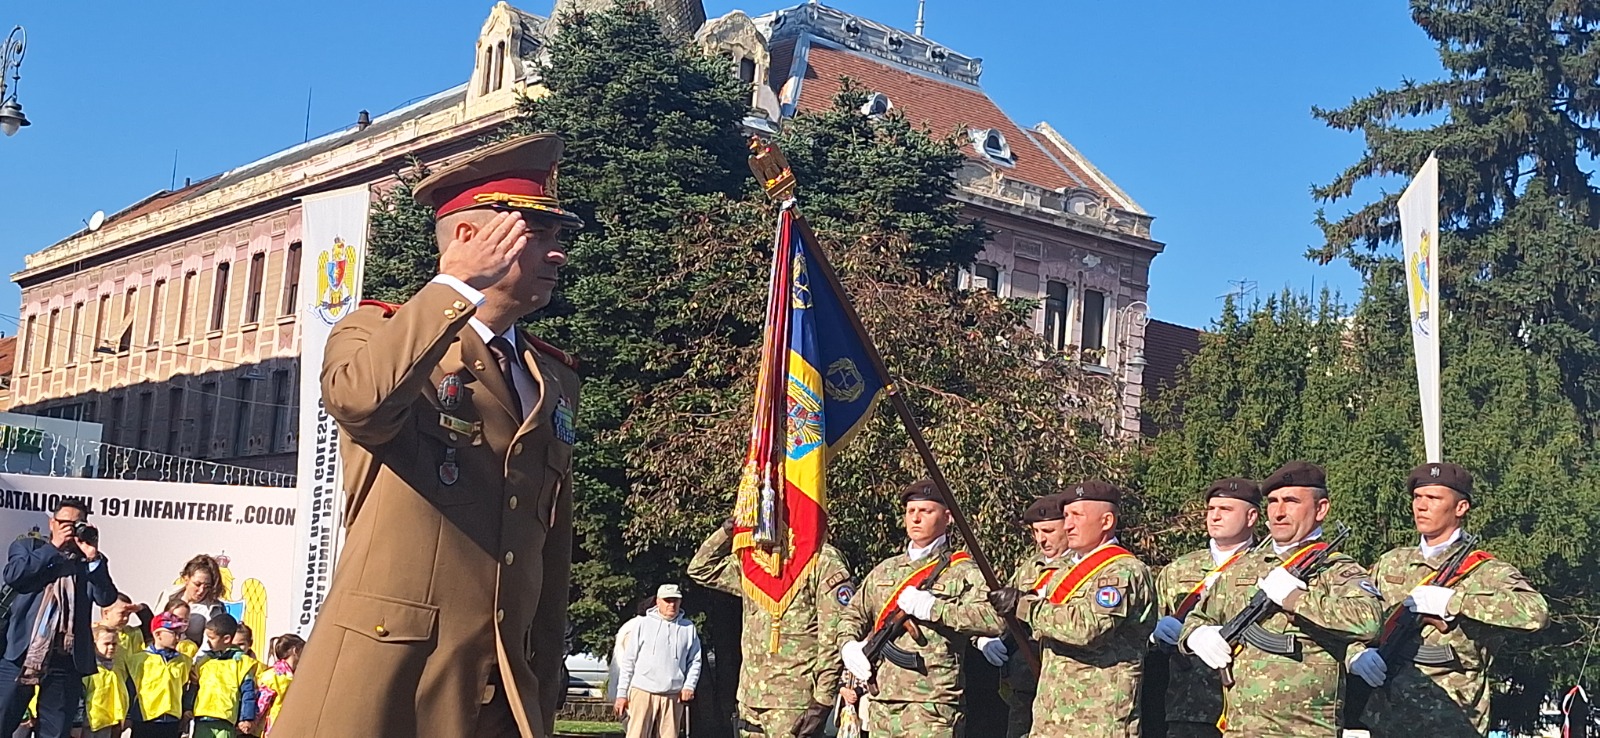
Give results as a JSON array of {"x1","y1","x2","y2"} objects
[
  {"x1": 1257, "y1": 568, "x2": 1307, "y2": 607},
  {"x1": 1152, "y1": 616, "x2": 1183, "y2": 646},
  {"x1": 841, "y1": 639, "x2": 872, "y2": 681},
  {"x1": 1186, "y1": 625, "x2": 1232, "y2": 670},
  {"x1": 1349, "y1": 649, "x2": 1387, "y2": 687},
  {"x1": 976, "y1": 637, "x2": 1009, "y2": 667},
  {"x1": 1406, "y1": 584, "x2": 1456, "y2": 619},
  {"x1": 897, "y1": 587, "x2": 935, "y2": 621}
]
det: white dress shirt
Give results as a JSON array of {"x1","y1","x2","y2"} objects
[
  {"x1": 433, "y1": 275, "x2": 539, "y2": 419},
  {"x1": 908, "y1": 534, "x2": 948, "y2": 562},
  {"x1": 1419, "y1": 527, "x2": 1462, "y2": 560}
]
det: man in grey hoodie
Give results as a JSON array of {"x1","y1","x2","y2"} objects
[{"x1": 614, "y1": 584, "x2": 703, "y2": 738}]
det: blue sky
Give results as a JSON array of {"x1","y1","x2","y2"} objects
[{"x1": 0, "y1": 0, "x2": 1443, "y2": 329}]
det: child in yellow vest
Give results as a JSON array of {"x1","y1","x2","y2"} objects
[
  {"x1": 192, "y1": 613, "x2": 258, "y2": 738},
  {"x1": 126, "y1": 612, "x2": 193, "y2": 738},
  {"x1": 81, "y1": 624, "x2": 130, "y2": 738},
  {"x1": 253, "y1": 634, "x2": 304, "y2": 737},
  {"x1": 163, "y1": 597, "x2": 200, "y2": 663}
]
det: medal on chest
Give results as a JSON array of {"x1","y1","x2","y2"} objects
[
  {"x1": 439, "y1": 448, "x2": 460, "y2": 486},
  {"x1": 554, "y1": 395, "x2": 577, "y2": 445},
  {"x1": 438, "y1": 373, "x2": 466, "y2": 411}
]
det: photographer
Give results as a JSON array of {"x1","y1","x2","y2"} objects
[{"x1": 0, "y1": 499, "x2": 117, "y2": 738}]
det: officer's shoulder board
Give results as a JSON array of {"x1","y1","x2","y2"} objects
[
  {"x1": 524, "y1": 332, "x2": 579, "y2": 371},
  {"x1": 358, "y1": 299, "x2": 402, "y2": 317}
]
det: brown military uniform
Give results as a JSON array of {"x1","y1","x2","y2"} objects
[{"x1": 277, "y1": 132, "x2": 586, "y2": 738}]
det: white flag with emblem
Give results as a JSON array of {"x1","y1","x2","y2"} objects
[{"x1": 1399, "y1": 154, "x2": 1442, "y2": 463}]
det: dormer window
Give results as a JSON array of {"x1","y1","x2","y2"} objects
[
  {"x1": 739, "y1": 57, "x2": 757, "y2": 84},
  {"x1": 860, "y1": 92, "x2": 893, "y2": 117},
  {"x1": 927, "y1": 46, "x2": 948, "y2": 63},
  {"x1": 886, "y1": 34, "x2": 904, "y2": 52},
  {"x1": 970, "y1": 128, "x2": 1015, "y2": 165},
  {"x1": 844, "y1": 18, "x2": 861, "y2": 35}
]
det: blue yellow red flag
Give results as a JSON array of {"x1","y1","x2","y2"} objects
[{"x1": 733, "y1": 208, "x2": 885, "y2": 626}]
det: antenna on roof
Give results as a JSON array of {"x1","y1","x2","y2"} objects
[
  {"x1": 84, "y1": 210, "x2": 105, "y2": 233},
  {"x1": 915, "y1": 0, "x2": 927, "y2": 36},
  {"x1": 169, "y1": 149, "x2": 179, "y2": 190},
  {"x1": 303, "y1": 87, "x2": 313, "y2": 143},
  {"x1": 1218, "y1": 278, "x2": 1257, "y2": 303}
]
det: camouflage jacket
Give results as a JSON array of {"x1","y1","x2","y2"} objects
[
  {"x1": 686, "y1": 526, "x2": 856, "y2": 708},
  {"x1": 1020, "y1": 544, "x2": 1155, "y2": 737},
  {"x1": 1353, "y1": 539, "x2": 1548, "y2": 736},
  {"x1": 998, "y1": 551, "x2": 1065, "y2": 694},
  {"x1": 835, "y1": 539, "x2": 1002, "y2": 704},
  {"x1": 1154, "y1": 545, "x2": 1248, "y2": 725},
  {"x1": 1181, "y1": 541, "x2": 1382, "y2": 736}
]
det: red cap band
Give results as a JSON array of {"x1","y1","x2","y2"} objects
[{"x1": 433, "y1": 170, "x2": 554, "y2": 217}]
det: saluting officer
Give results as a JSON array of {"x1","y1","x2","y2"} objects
[
  {"x1": 1180, "y1": 461, "x2": 1382, "y2": 737},
  {"x1": 1151, "y1": 477, "x2": 1260, "y2": 738},
  {"x1": 836, "y1": 480, "x2": 1002, "y2": 737},
  {"x1": 989, "y1": 481, "x2": 1155, "y2": 738},
  {"x1": 1347, "y1": 462, "x2": 1548, "y2": 737},
  {"x1": 277, "y1": 133, "x2": 585, "y2": 738}
]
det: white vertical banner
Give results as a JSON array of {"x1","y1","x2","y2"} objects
[
  {"x1": 1399, "y1": 154, "x2": 1442, "y2": 463},
  {"x1": 292, "y1": 185, "x2": 369, "y2": 634}
]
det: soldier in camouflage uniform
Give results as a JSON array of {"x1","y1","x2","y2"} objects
[
  {"x1": 687, "y1": 518, "x2": 856, "y2": 737},
  {"x1": 1346, "y1": 462, "x2": 1548, "y2": 737},
  {"x1": 836, "y1": 480, "x2": 1002, "y2": 737},
  {"x1": 989, "y1": 481, "x2": 1155, "y2": 738},
  {"x1": 975, "y1": 493, "x2": 1070, "y2": 738},
  {"x1": 1181, "y1": 461, "x2": 1383, "y2": 736},
  {"x1": 1151, "y1": 478, "x2": 1261, "y2": 738}
]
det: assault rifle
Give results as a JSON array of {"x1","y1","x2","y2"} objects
[
  {"x1": 1216, "y1": 522, "x2": 1352, "y2": 687},
  {"x1": 1375, "y1": 532, "x2": 1479, "y2": 672},
  {"x1": 855, "y1": 552, "x2": 958, "y2": 696}
]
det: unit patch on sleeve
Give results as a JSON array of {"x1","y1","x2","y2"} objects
[{"x1": 1094, "y1": 585, "x2": 1123, "y2": 608}]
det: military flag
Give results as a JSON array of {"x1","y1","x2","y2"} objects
[
  {"x1": 1399, "y1": 154, "x2": 1443, "y2": 462},
  {"x1": 733, "y1": 206, "x2": 884, "y2": 638}
]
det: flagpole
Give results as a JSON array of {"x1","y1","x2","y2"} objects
[{"x1": 778, "y1": 200, "x2": 1043, "y2": 677}]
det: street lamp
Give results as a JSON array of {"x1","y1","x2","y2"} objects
[{"x1": 0, "y1": 26, "x2": 30, "y2": 137}]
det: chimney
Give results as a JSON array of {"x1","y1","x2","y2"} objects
[
  {"x1": 357, "y1": 110, "x2": 372, "y2": 131},
  {"x1": 184, "y1": 177, "x2": 191, "y2": 187}
]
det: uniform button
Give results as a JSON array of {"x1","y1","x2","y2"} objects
[
  {"x1": 513, "y1": 442, "x2": 524, "y2": 455},
  {"x1": 374, "y1": 625, "x2": 389, "y2": 637},
  {"x1": 453, "y1": 300, "x2": 469, "y2": 310},
  {"x1": 448, "y1": 432, "x2": 459, "y2": 442},
  {"x1": 444, "y1": 309, "x2": 458, "y2": 319},
  {"x1": 496, "y1": 609, "x2": 505, "y2": 623},
  {"x1": 508, "y1": 496, "x2": 519, "y2": 510},
  {"x1": 504, "y1": 551, "x2": 515, "y2": 566}
]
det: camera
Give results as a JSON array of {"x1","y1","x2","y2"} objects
[{"x1": 71, "y1": 521, "x2": 98, "y2": 547}]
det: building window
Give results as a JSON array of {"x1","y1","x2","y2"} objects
[
  {"x1": 120, "y1": 287, "x2": 137, "y2": 352},
  {"x1": 42, "y1": 309, "x2": 58, "y2": 369},
  {"x1": 245, "y1": 253, "x2": 266, "y2": 324},
  {"x1": 480, "y1": 46, "x2": 493, "y2": 95},
  {"x1": 68, "y1": 303, "x2": 83, "y2": 363},
  {"x1": 1044, "y1": 281, "x2": 1070, "y2": 351},
  {"x1": 108, "y1": 395, "x2": 125, "y2": 445},
  {"x1": 860, "y1": 92, "x2": 893, "y2": 117},
  {"x1": 178, "y1": 272, "x2": 196, "y2": 339},
  {"x1": 167, "y1": 388, "x2": 184, "y2": 455},
  {"x1": 148, "y1": 279, "x2": 166, "y2": 345},
  {"x1": 210, "y1": 261, "x2": 230, "y2": 332},
  {"x1": 270, "y1": 369, "x2": 293, "y2": 452},
  {"x1": 739, "y1": 57, "x2": 757, "y2": 84},
  {"x1": 94, "y1": 294, "x2": 110, "y2": 351},
  {"x1": 232, "y1": 379, "x2": 254, "y2": 455},
  {"x1": 19, "y1": 315, "x2": 33, "y2": 373},
  {"x1": 282, "y1": 242, "x2": 302, "y2": 317},
  {"x1": 492, "y1": 42, "x2": 506, "y2": 92},
  {"x1": 971, "y1": 263, "x2": 1000, "y2": 293},
  {"x1": 197, "y1": 382, "x2": 218, "y2": 458},
  {"x1": 1081, "y1": 289, "x2": 1107, "y2": 361},
  {"x1": 135, "y1": 391, "x2": 153, "y2": 450},
  {"x1": 972, "y1": 128, "x2": 1015, "y2": 165}
]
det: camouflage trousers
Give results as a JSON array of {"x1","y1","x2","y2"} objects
[
  {"x1": 737, "y1": 704, "x2": 805, "y2": 736},
  {"x1": 1164, "y1": 722, "x2": 1221, "y2": 738},
  {"x1": 871, "y1": 701, "x2": 962, "y2": 738},
  {"x1": 1001, "y1": 688, "x2": 1034, "y2": 738}
]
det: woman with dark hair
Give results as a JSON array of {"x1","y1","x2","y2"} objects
[{"x1": 154, "y1": 554, "x2": 224, "y2": 643}]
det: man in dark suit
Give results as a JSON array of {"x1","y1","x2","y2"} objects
[{"x1": 0, "y1": 499, "x2": 118, "y2": 738}]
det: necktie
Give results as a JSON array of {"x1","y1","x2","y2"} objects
[{"x1": 487, "y1": 336, "x2": 524, "y2": 419}]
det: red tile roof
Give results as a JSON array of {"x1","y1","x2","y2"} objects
[
  {"x1": 0, "y1": 335, "x2": 17, "y2": 379},
  {"x1": 1139, "y1": 319, "x2": 1204, "y2": 436},
  {"x1": 787, "y1": 43, "x2": 1110, "y2": 199}
]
